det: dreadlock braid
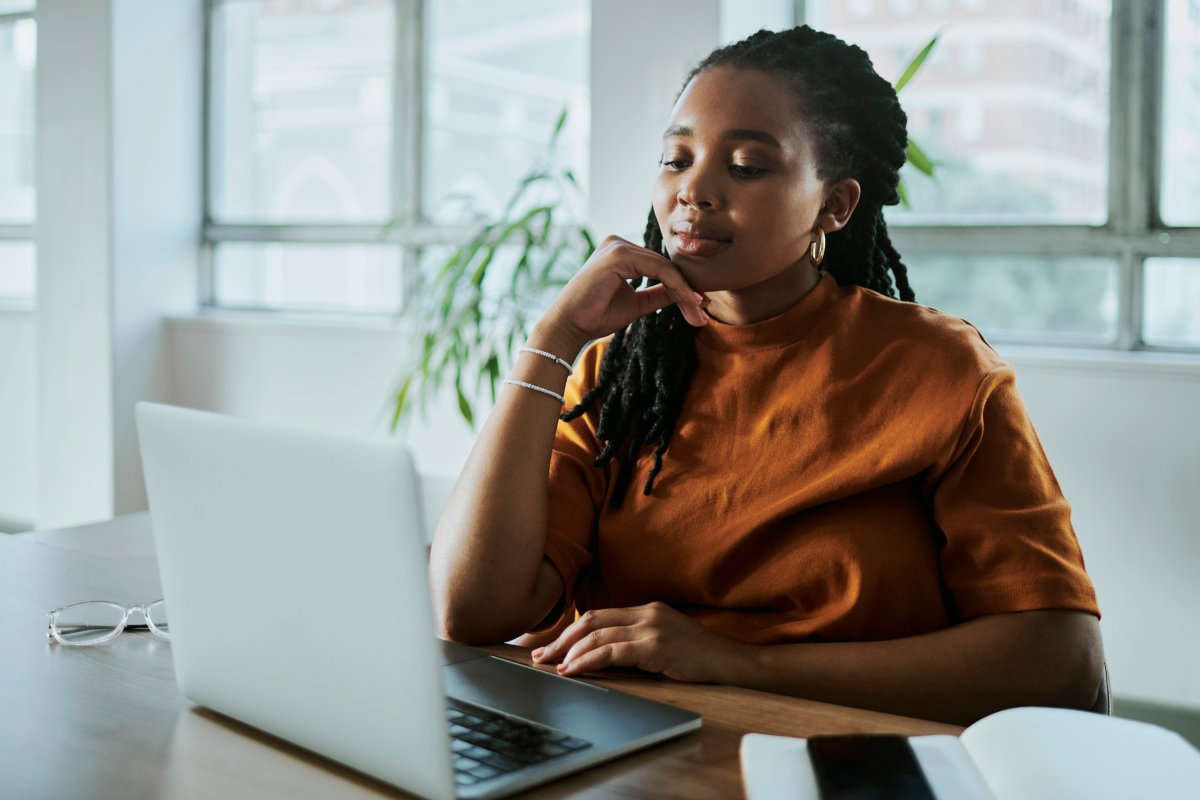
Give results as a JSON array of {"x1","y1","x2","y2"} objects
[{"x1": 562, "y1": 25, "x2": 914, "y2": 506}]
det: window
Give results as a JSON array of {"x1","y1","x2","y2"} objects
[
  {"x1": 1143, "y1": 259, "x2": 1200, "y2": 347},
  {"x1": 425, "y1": 0, "x2": 589, "y2": 222},
  {"x1": 204, "y1": 0, "x2": 589, "y2": 314},
  {"x1": 1160, "y1": 0, "x2": 1200, "y2": 225},
  {"x1": 0, "y1": 0, "x2": 35, "y2": 307},
  {"x1": 805, "y1": 0, "x2": 1200, "y2": 351}
]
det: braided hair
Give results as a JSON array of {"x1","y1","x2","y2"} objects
[{"x1": 561, "y1": 26, "x2": 914, "y2": 506}]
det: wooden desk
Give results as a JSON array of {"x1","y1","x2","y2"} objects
[{"x1": 0, "y1": 514, "x2": 960, "y2": 799}]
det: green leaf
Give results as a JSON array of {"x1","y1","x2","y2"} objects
[
  {"x1": 469, "y1": 245, "x2": 497, "y2": 289},
  {"x1": 389, "y1": 375, "x2": 413, "y2": 431},
  {"x1": 419, "y1": 331, "x2": 437, "y2": 377},
  {"x1": 510, "y1": 247, "x2": 533, "y2": 293},
  {"x1": 906, "y1": 138, "x2": 935, "y2": 176},
  {"x1": 501, "y1": 171, "x2": 551, "y2": 217},
  {"x1": 580, "y1": 227, "x2": 596, "y2": 257},
  {"x1": 537, "y1": 206, "x2": 554, "y2": 244},
  {"x1": 436, "y1": 225, "x2": 491, "y2": 283},
  {"x1": 498, "y1": 205, "x2": 553, "y2": 243},
  {"x1": 484, "y1": 352, "x2": 501, "y2": 403},
  {"x1": 537, "y1": 243, "x2": 565, "y2": 282},
  {"x1": 897, "y1": 178, "x2": 911, "y2": 209},
  {"x1": 472, "y1": 304, "x2": 484, "y2": 348},
  {"x1": 455, "y1": 377, "x2": 475, "y2": 427},
  {"x1": 895, "y1": 33, "x2": 939, "y2": 93},
  {"x1": 549, "y1": 106, "x2": 568, "y2": 148}
]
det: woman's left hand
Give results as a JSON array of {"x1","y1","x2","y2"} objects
[{"x1": 530, "y1": 602, "x2": 746, "y2": 683}]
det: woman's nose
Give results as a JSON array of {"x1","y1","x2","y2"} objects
[{"x1": 676, "y1": 165, "x2": 722, "y2": 210}]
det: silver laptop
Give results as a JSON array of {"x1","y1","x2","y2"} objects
[{"x1": 136, "y1": 402, "x2": 700, "y2": 800}]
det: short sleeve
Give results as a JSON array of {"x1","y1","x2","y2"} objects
[
  {"x1": 932, "y1": 367, "x2": 1100, "y2": 620},
  {"x1": 533, "y1": 340, "x2": 612, "y2": 631}
]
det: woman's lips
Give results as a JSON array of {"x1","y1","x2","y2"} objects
[{"x1": 672, "y1": 233, "x2": 730, "y2": 257}]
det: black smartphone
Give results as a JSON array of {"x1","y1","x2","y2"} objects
[{"x1": 807, "y1": 734, "x2": 936, "y2": 800}]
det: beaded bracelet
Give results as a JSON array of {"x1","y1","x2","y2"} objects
[
  {"x1": 502, "y1": 379, "x2": 566, "y2": 405},
  {"x1": 518, "y1": 346, "x2": 573, "y2": 374}
]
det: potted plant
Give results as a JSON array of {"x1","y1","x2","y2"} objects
[{"x1": 388, "y1": 109, "x2": 595, "y2": 430}]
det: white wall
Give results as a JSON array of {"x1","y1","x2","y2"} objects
[
  {"x1": 0, "y1": 309, "x2": 35, "y2": 528},
  {"x1": 33, "y1": 0, "x2": 201, "y2": 529},
  {"x1": 166, "y1": 315, "x2": 477, "y2": 477},
  {"x1": 165, "y1": 314, "x2": 475, "y2": 542},
  {"x1": 110, "y1": 0, "x2": 203, "y2": 516},
  {"x1": 1009, "y1": 352, "x2": 1200, "y2": 709},
  {"x1": 35, "y1": 0, "x2": 116, "y2": 528}
]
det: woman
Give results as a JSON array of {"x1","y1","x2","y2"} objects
[{"x1": 430, "y1": 26, "x2": 1103, "y2": 726}]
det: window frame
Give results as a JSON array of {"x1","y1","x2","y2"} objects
[
  {"x1": 0, "y1": 6, "x2": 36, "y2": 308},
  {"x1": 201, "y1": 0, "x2": 1200, "y2": 353},
  {"x1": 201, "y1": 0, "x2": 424, "y2": 314},
  {"x1": 802, "y1": 0, "x2": 1199, "y2": 353}
]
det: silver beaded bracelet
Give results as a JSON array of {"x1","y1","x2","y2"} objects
[
  {"x1": 518, "y1": 346, "x2": 573, "y2": 374},
  {"x1": 503, "y1": 379, "x2": 566, "y2": 405}
]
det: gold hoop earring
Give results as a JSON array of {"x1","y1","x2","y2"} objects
[{"x1": 809, "y1": 228, "x2": 826, "y2": 268}]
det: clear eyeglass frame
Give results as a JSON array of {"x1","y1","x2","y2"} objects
[{"x1": 46, "y1": 600, "x2": 170, "y2": 646}]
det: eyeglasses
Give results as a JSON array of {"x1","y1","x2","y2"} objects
[{"x1": 46, "y1": 600, "x2": 170, "y2": 646}]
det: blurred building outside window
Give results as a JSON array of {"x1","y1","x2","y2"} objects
[{"x1": 205, "y1": 0, "x2": 588, "y2": 315}]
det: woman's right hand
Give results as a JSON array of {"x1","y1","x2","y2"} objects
[{"x1": 537, "y1": 235, "x2": 709, "y2": 354}]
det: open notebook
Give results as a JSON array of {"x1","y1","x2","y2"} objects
[{"x1": 741, "y1": 706, "x2": 1200, "y2": 800}]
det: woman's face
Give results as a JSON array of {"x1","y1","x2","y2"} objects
[{"x1": 652, "y1": 66, "x2": 849, "y2": 295}]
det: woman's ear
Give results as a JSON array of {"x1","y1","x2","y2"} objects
[{"x1": 817, "y1": 178, "x2": 862, "y2": 233}]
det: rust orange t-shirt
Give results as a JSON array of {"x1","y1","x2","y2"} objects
[{"x1": 540, "y1": 272, "x2": 1099, "y2": 644}]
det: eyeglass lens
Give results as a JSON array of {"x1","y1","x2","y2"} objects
[
  {"x1": 146, "y1": 601, "x2": 168, "y2": 635},
  {"x1": 53, "y1": 602, "x2": 127, "y2": 644}
]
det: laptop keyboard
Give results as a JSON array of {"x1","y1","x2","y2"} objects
[{"x1": 447, "y1": 700, "x2": 592, "y2": 787}]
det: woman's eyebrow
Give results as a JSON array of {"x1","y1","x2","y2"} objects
[{"x1": 662, "y1": 124, "x2": 782, "y2": 149}]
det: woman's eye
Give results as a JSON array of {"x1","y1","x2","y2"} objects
[
  {"x1": 661, "y1": 158, "x2": 690, "y2": 170},
  {"x1": 731, "y1": 164, "x2": 767, "y2": 177}
]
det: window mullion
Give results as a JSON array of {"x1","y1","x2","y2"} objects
[
  {"x1": 1108, "y1": 1, "x2": 1136, "y2": 236},
  {"x1": 793, "y1": 1, "x2": 807, "y2": 26},
  {"x1": 201, "y1": 0, "x2": 216, "y2": 305},
  {"x1": 1138, "y1": 0, "x2": 1167, "y2": 232},
  {"x1": 393, "y1": 0, "x2": 424, "y2": 312},
  {"x1": 198, "y1": 241, "x2": 215, "y2": 308},
  {"x1": 393, "y1": 0, "x2": 423, "y2": 223},
  {"x1": 1107, "y1": 0, "x2": 1163, "y2": 349}
]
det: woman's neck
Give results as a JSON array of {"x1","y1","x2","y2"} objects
[{"x1": 703, "y1": 264, "x2": 823, "y2": 326}]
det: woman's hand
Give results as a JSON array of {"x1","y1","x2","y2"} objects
[
  {"x1": 537, "y1": 236, "x2": 709, "y2": 356},
  {"x1": 530, "y1": 601, "x2": 745, "y2": 683}
]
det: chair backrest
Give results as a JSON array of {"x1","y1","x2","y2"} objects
[{"x1": 1089, "y1": 660, "x2": 1113, "y2": 715}]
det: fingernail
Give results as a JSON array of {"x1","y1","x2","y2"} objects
[
  {"x1": 532, "y1": 647, "x2": 545, "y2": 660},
  {"x1": 692, "y1": 292, "x2": 704, "y2": 304}
]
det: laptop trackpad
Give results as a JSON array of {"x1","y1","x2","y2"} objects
[{"x1": 444, "y1": 656, "x2": 607, "y2": 732}]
